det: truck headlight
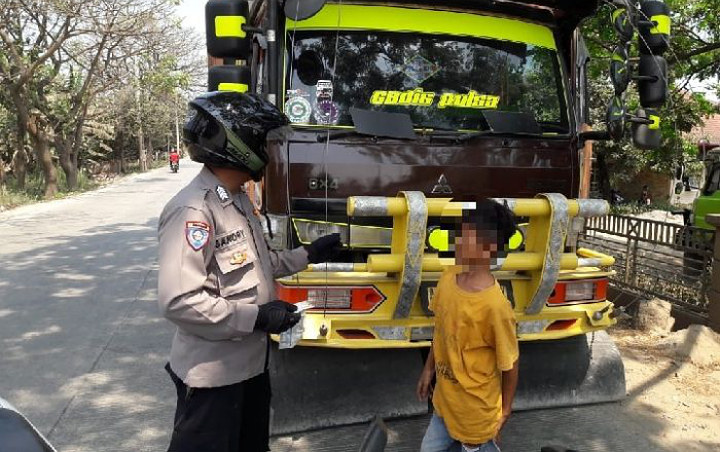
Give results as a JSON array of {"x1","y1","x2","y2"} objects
[{"x1": 292, "y1": 218, "x2": 392, "y2": 248}]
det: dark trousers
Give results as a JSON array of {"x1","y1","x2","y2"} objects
[{"x1": 165, "y1": 364, "x2": 271, "y2": 452}]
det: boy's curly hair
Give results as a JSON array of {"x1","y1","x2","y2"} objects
[{"x1": 456, "y1": 197, "x2": 518, "y2": 255}]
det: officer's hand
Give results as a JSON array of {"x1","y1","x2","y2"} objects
[
  {"x1": 305, "y1": 233, "x2": 342, "y2": 264},
  {"x1": 254, "y1": 300, "x2": 301, "y2": 334}
]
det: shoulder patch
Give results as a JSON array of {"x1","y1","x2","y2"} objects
[
  {"x1": 186, "y1": 221, "x2": 211, "y2": 251},
  {"x1": 216, "y1": 185, "x2": 230, "y2": 203}
]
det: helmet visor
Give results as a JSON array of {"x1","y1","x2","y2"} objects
[
  {"x1": 184, "y1": 107, "x2": 227, "y2": 154},
  {"x1": 184, "y1": 105, "x2": 266, "y2": 174}
]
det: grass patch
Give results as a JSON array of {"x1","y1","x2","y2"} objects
[
  {"x1": 1, "y1": 159, "x2": 170, "y2": 211},
  {"x1": 610, "y1": 200, "x2": 678, "y2": 215},
  {"x1": 1, "y1": 167, "x2": 102, "y2": 210}
]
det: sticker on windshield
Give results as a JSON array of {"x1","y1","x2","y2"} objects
[
  {"x1": 316, "y1": 80, "x2": 333, "y2": 101},
  {"x1": 285, "y1": 96, "x2": 312, "y2": 124},
  {"x1": 286, "y1": 88, "x2": 310, "y2": 98},
  {"x1": 438, "y1": 91, "x2": 500, "y2": 110},
  {"x1": 370, "y1": 88, "x2": 435, "y2": 107},
  {"x1": 314, "y1": 99, "x2": 339, "y2": 125},
  {"x1": 369, "y1": 89, "x2": 499, "y2": 110},
  {"x1": 403, "y1": 55, "x2": 439, "y2": 84}
]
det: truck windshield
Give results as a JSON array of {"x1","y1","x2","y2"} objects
[{"x1": 284, "y1": 31, "x2": 569, "y2": 133}]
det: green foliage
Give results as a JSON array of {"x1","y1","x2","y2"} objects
[
  {"x1": 581, "y1": 0, "x2": 720, "y2": 193},
  {"x1": 0, "y1": 0, "x2": 205, "y2": 200},
  {"x1": 610, "y1": 200, "x2": 676, "y2": 215}
]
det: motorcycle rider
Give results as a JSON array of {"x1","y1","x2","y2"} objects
[
  {"x1": 157, "y1": 91, "x2": 341, "y2": 452},
  {"x1": 169, "y1": 148, "x2": 180, "y2": 171}
]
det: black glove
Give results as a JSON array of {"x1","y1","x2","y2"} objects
[
  {"x1": 305, "y1": 233, "x2": 342, "y2": 264},
  {"x1": 254, "y1": 301, "x2": 301, "y2": 334}
]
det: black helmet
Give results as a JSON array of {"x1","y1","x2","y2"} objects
[{"x1": 183, "y1": 91, "x2": 289, "y2": 180}]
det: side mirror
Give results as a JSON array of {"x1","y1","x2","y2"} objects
[
  {"x1": 284, "y1": 0, "x2": 327, "y2": 21},
  {"x1": 610, "y1": 45, "x2": 630, "y2": 94},
  {"x1": 638, "y1": 0, "x2": 671, "y2": 55},
  {"x1": 675, "y1": 182, "x2": 684, "y2": 195},
  {"x1": 632, "y1": 108, "x2": 662, "y2": 150},
  {"x1": 206, "y1": 0, "x2": 252, "y2": 60},
  {"x1": 637, "y1": 54, "x2": 667, "y2": 108},
  {"x1": 607, "y1": 95, "x2": 626, "y2": 141},
  {"x1": 612, "y1": 0, "x2": 634, "y2": 42},
  {"x1": 208, "y1": 65, "x2": 251, "y2": 92}
]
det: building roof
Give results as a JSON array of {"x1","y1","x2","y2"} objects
[{"x1": 689, "y1": 114, "x2": 720, "y2": 144}]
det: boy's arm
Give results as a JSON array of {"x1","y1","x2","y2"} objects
[
  {"x1": 491, "y1": 302, "x2": 519, "y2": 440},
  {"x1": 423, "y1": 344, "x2": 435, "y2": 372},
  {"x1": 416, "y1": 344, "x2": 436, "y2": 401},
  {"x1": 498, "y1": 358, "x2": 519, "y2": 435}
]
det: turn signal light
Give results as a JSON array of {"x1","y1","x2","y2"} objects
[{"x1": 548, "y1": 278, "x2": 608, "y2": 305}]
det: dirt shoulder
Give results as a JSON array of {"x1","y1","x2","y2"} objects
[{"x1": 610, "y1": 325, "x2": 720, "y2": 450}]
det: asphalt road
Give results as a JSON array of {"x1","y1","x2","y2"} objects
[
  {"x1": 0, "y1": 160, "x2": 700, "y2": 452},
  {"x1": 0, "y1": 161, "x2": 196, "y2": 451}
]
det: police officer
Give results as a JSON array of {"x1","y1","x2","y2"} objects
[{"x1": 157, "y1": 91, "x2": 341, "y2": 452}]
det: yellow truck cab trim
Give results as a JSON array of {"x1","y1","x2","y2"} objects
[
  {"x1": 274, "y1": 193, "x2": 617, "y2": 349},
  {"x1": 286, "y1": 4, "x2": 557, "y2": 50}
]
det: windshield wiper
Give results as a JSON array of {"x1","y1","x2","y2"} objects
[
  {"x1": 316, "y1": 130, "x2": 413, "y2": 142},
  {"x1": 456, "y1": 130, "x2": 545, "y2": 143},
  {"x1": 316, "y1": 130, "x2": 364, "y2": 142},
  {"x1": 317, "y1": 108, "x2": 419, "y2": 142}
]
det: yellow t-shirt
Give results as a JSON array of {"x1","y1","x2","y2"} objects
[{"x1": 429, "y1": 268, "x2": 519, "y2": 444}]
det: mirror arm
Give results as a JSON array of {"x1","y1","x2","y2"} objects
[
  {"x1": 242, "y1": 25, "x2": 264, "y2": 34},
  {"x1": 632, "y1": 75, "x2": 658, "y2": 82},
  {"x1": 627, "y1": 116, "x2": 653, "y2": 125},
  {"x1": 579, "y1": 130, "x2": 612, "y2": 142}
]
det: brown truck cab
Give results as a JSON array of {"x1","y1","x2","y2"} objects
[{"x1": 209, "y1": 0, "x2": 622, "y2": 348}]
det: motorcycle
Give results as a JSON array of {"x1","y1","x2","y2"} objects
[{"x1": 170, "y1": 161, "x2": 179, "y2": 173}]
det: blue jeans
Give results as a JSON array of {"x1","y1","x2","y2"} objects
[{"x1": 420, "y1": 414, "x2": 501, "y2": 452}]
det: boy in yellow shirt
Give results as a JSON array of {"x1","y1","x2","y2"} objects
[{"x1": 417, "y1": 199, "x2": 520, "y2": 452}]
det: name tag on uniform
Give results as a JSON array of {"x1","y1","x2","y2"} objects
[{"x1": 215, "y1": 228, "x2": 247, "y2": 250}]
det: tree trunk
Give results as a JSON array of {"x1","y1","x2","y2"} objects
[
  {"x1": 147, "y1": 136, "x2": 153, "y2": 166},
  {"x1": 56, "y1": 135, "x2": 81, "y2": 190},
  {"x1": 56, "y1": 135, "x2": 80, "y2": 190},
  {"x1": 58, "y1": 151, "x2": 78, "y2": 190},
  {"x1": 12, "y1": 148, "x2": 28, "y2": 189},
  {"x1": 28, "y1": 115, "x2": 58, "y2": 198},
  {"x1": 138, "y1": 123, "x2": 147, "y2": 172},
  {"x1": 12, "y1": 123, "x2": 28, "y2": 189}
]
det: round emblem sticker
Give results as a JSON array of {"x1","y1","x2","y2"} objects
[
  {"x1": 285, "y1": 96, "x2": 312, "y2": 124},
  {"x1": 314, "y1": 99, "x2": 339, "y2": 125}
]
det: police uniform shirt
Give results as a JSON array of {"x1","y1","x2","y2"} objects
[{"x1": 157, "y1": 166, "x2": 309, "y2": 387}]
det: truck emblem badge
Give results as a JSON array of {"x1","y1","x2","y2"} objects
[{"x1": 431, "y1": 174, "x2": 453, "y2": 194}]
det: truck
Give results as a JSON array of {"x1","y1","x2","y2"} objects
[
  {"x1": 202, "y1": 0, "x2": 671, "y2": 434},
  {"x1": 675, "y1": 140, "x2": 720, "y2": 275}
]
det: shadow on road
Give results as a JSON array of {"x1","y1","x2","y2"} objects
[{"x1": 0, "y1": 218, "x2": 177, "y2": 451}]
